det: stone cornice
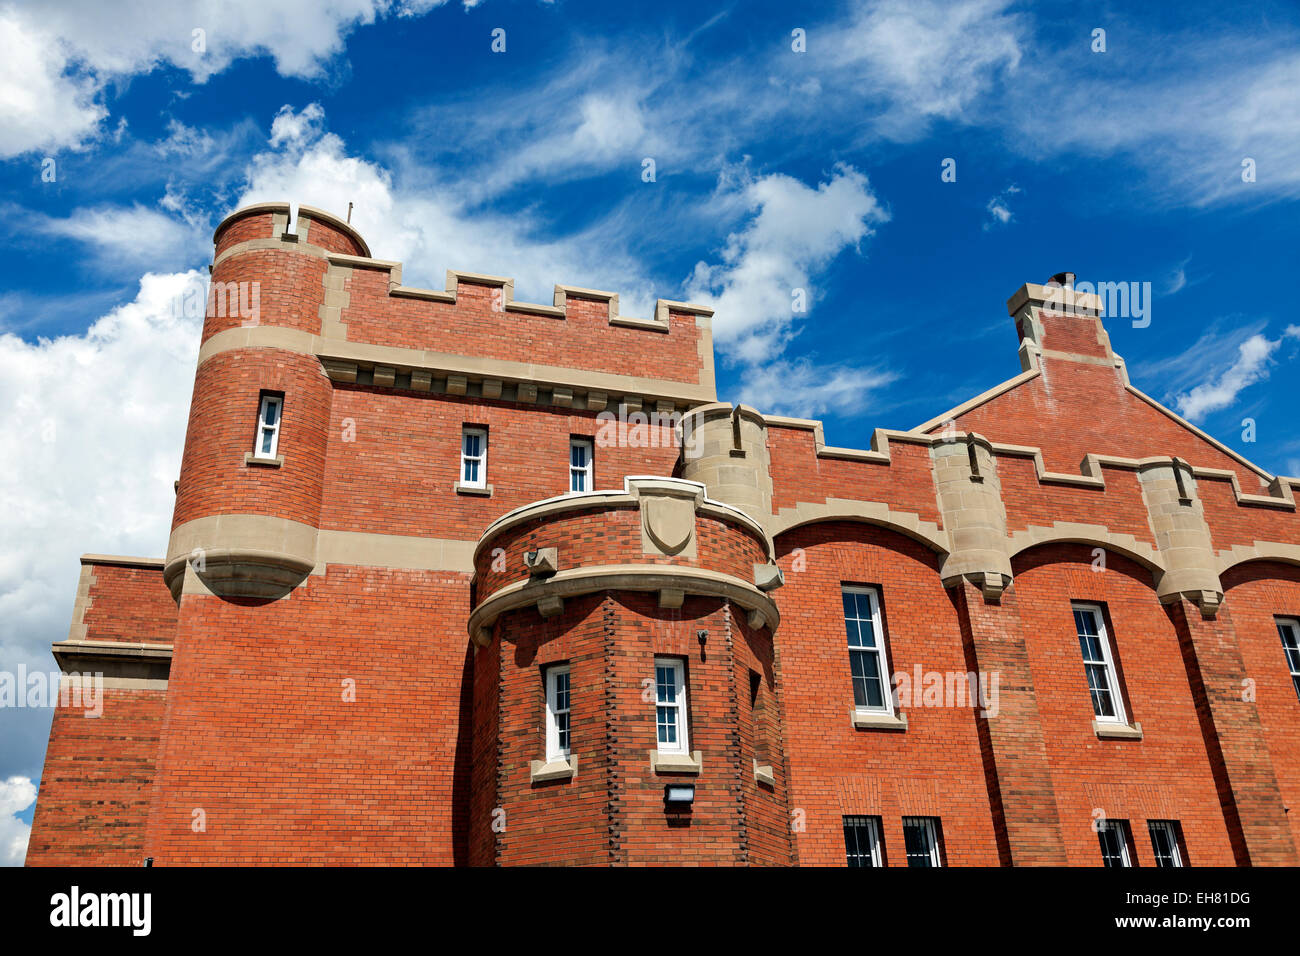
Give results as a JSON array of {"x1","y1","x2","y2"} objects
[
  {"x1": 467, "y1": 564, "x2": 780, "y2": 646},
  {"x1": 80, "y1": 553, "x2": 166, "y2": 570},
  {"x1": 473, "y1": 479, "x2": 775, "y2": 565}
]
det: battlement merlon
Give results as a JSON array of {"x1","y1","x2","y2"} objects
[
  {"x1": 208, "y1": 201, "x2": 719, "y2": 409},
  {"x1": 212, "y1": 201, "x2": 716, "y2": 338}
]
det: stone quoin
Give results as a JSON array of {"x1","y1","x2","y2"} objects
[{"x1": 25, "y1": 204, "x2": 1300, "y2": 866}]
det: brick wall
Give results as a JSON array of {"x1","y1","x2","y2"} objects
[{"x1": 25, "y1": 689, "x2": 166, "y2": 866}]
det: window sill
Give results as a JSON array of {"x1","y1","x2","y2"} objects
[
  {"x1": 851, "y1": 708, "x2": 908, "y2": 731},
  {"x1": 1094, "y1": 719, "x2": 1142, "y2": 740},
  {"x1": 454, "y1": 482, "x2": 493, "y2": 497},
  {"x1": 244, "y1": 453, "x2": 283, "y2": 467},
  {"x1": 753, "y1": 759, "x2": 775, "y2": 788},
  {"x1": 530, "y1": 756, "x2": 576, "y2": 783},
  {"x1": 649, "y1": 750, "x2": 702, "y2": 775}
]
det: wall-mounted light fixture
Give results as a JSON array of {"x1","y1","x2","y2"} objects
[
  {"x1": 664, "y1": 784, "x2": 695, "y2": 807},
  {"x1": 696, "y1": 629, "x2": 708, "y2": 647}
]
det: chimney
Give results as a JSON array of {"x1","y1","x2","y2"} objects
[
  {"x1": 1005, "y1": 273, "x2": 1115, "y2": 370},
  {"x1": 1006, "y1": 272, "x2": 1099, "y2": 320}
]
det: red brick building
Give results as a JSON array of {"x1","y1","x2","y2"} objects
[{"x1": 26, "y1": 202, "x2": 1300, "y2": 866}]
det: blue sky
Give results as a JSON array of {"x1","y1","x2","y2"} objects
[{"x1": 0, "y1": 0, "x2": 1298, "y2": 863}]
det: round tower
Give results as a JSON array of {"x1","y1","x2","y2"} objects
[
  {"x1": 466, "y1": 477, "x2": 792, "y2": 865},
  {"x1": 678, "y1": 402, "x2": 773, "y2": 521},
  {"x1": 163, "y1": 203, "x2": 368, "y2": 600}
]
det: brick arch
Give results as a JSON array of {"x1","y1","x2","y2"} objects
[
  {"x1": 1008, "y1": 531, "x2": 1164, "y2": 578},
  {"x1": 1219, "y1": 544, "x2": 1300, "y2": 580},
  {"x1": 770, "y1": 506, "x2": 949, "y2": 558},
  {"x1": 1010, "y1": 540, "x2": 1159, "y2": 591}
]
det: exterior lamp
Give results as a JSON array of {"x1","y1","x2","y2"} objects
[{"x1": 664, "y1": 784, "x2": 696, "y2": 807}]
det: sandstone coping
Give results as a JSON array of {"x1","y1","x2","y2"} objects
[
  {"x1": 164, "y1": 514, "x2": 318, "y2": 600},
  {"x1": 473, "y1": 477, "x2": 775, "y2": 566},
  {"x1": 467, "y1": 563, "x2": 781, "y2": 646}
]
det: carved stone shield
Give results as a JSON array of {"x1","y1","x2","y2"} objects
[{"x1": 642, "y1": 494, "x2": 695, "y2": 555}]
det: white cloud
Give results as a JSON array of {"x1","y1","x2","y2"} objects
[
  {"x1": 1174, "y1": 332, "x2": 1279, "y2": 421},
  {"x1": 269, "y1": 102, "x2": 328, "y2": 149},
  {"x1": 826, "y1": 0, "x2": 1023, "y2": 136},
  {"x1": 0, "y1": 10, "x2": 106, "y2": 159},
  {"x1": 1002, "y1": 38, "x2": 1300, "y2": 206},
  {"x1": 0, "y1": 271, "x2": 203, "y2": 784},
  {"x1": 31, "y1": 204, "x2": 208, "y2": 272},
  {"x1": 982, "y1": 183, "x2": 1020, "y2": 230},
  {"x1": 0, "y1": 1, "x2": 460, "y2": 158},
  {"x1": 236, "y1": 104, "x2": 656, "y2": 308},
  {"x1": 737, "y1": 359, "x2": 897, "y2": 419},
  {"x1": 0, "y1": 775, "x2": 36, "y2": 867},
  {"x1": 684, "y1": 163, "x2": 888, "y2": 365}
]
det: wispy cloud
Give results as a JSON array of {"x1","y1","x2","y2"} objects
[
  {"x1": 1171, "y1": 326, "x2": 1300, "y2": 421},
  {"x1": 983, "y1": 183, "x2": 1021, "y2": 230},
  {"x1": 737, "y1": 358, "x2": 898, "y2": 419},
  {"x1": 28, "y1": 204, "x2": 208, "y2": 273},
  {"x1": 0, "y1": 0, "x2": 464, "y2": 158},
  {"x1": 684, "y1": 164, "x2": 889, "y2": 363}
]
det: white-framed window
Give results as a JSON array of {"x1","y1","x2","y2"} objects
[
  {"x1": 544, "y1": 664, "x2": 571, "y2": 763},
  {"x1": 1278, "y1": 618, "x2": 1300, "y2": 701},
  {"x1": 902, "y1": 816, "x2": 943, "y2": 867},
  {"x1": 255, "y1": 394, "x2": 282, "y2": 458},
  {"x1": 843, "y1": 586, "x2": 893, "y2": 714},
  {"x1": 1148, "y1": 820, "x2": 1184, "y2": 868},
  {"x1": 460, "y1": 427, "x2": 487, "y2": 488},
  {"x1": 1073, "y1": 603, "x2": 1126, "y2": 723},
  {"x1": 654, "y1": 657, "x2": 689, "y2": 754},
  {"x1": 1097, "y1": 819, "x2": 1133, "y2": 867},
  {"x1": 569, "y1": 438, "x2": 593, "y2": 493},
  {"x1": 843, "y1": 815, "x2": 884, "y2": 867}
]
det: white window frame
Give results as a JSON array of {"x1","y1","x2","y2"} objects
[
  {"x1": 569, "y1": 438, "x2": 593, "y2": 493},
  {"x1": 654, "y1": 657, "x2": 689, "y2": 755},
  {"x1": 1148, "y1": 820, "x2": 1184, "y2": 868},
  {"x1": 460, "y1": 427, "x2": 488, "y2": 488},
  {"x1": 843, "y1": 585, "x2": 894, "y2": 716},
  {"x1": 843, "y1": 815, "x2": 884, "y2": 867},
  {"x1": 544, "y1": 664, "x2": 571, "y2": 763},
  {"x1": 1098, "y1": 819, "x2": 1133, "y2": 867},
  {"x1": 1278, "y1": 618, "x2": 1300, "y2": 702},
  {"x1": 255, "y1": 394, "x2": 282, "y2": 459},
  {"x1": 1073, "y1": 603, "x2": 1127, "y2": 724},
  {"x1": 902, "y1": 816, "x2": 943, "y2": 868}
]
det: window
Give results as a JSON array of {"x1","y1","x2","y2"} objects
[
  {"x1": 902, "y1": 817, "x2": 943, "y2": 867},
  {"x1": 544, "y1": 665, "x2": 571, "y2": 763},
  {"x1": 1073, "y1": 604, "x2": 1126, "y2": 722},
  {"x1": 1148, "y1": 820, "x2": 1185, "y2": 868},
  {"x1": 255, "y1": 394, "x2": 282, "y2": 458},
  {"x1": 460, "y1": 427, "x2": 487, "y2": 488},
  {"x1": 654, "y1": 658, "x2": 689, "y2": 754},
  {"x1": 1278, "y1": 619, "x2": 1300, "y2": 701},
  {"x1": 843, "y1": 586, "x2": 893, "y2": 714},
  {"x1": 569, "y1": 438, "x2": 593, "y2": 493},
  {"x1": 843, "y1": 816, "x2": 884, "y2": 867},
  {"x1": 1097, "y1": 820, "x2": 1134, "y2": 867}
]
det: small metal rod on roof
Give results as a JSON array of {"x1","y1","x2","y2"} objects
[{"x1": 347, "y1": 202, "x2": 353, "y2": 224}]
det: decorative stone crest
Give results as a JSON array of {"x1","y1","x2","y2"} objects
[{"x1": 625, "y1": 477, "x2": 706, "y2": 559}]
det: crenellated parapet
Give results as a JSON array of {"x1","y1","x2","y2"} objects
[{"x1": 760, "y1": 412, "x2": 1299, "y2": 613}]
